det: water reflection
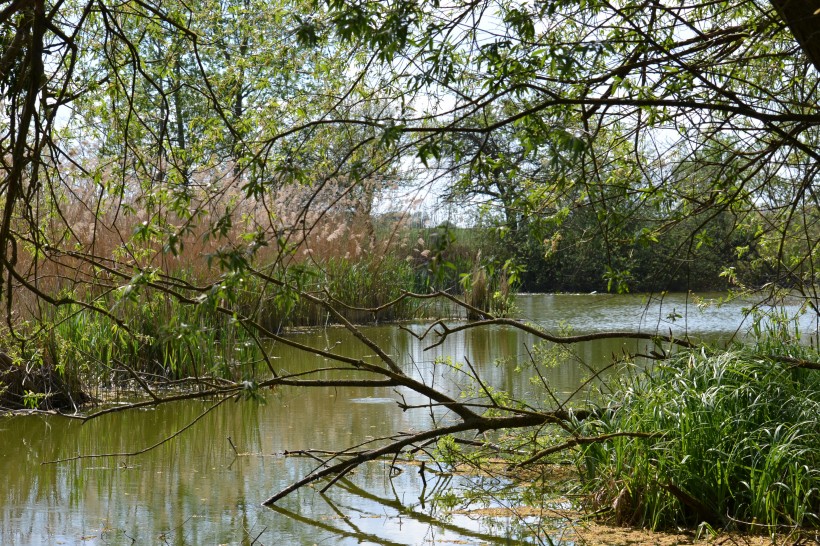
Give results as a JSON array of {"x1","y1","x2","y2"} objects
[
  {"x1": 517, "y1": 292, "x2": 818, "y2": 341},
  {"x1": 2, "y1": 293, "x2": 814, "y2": 544},
  {"x1": 270, "y1": 473, "x2": 533, "y2": 546}
]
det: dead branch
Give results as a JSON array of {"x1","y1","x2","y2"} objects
[
  {"x1": 418, "y1": 318, "x2": 696, "y2": 351},
  {"x1": 263, "y1": 410, "x2": 584, "y2": 505}
]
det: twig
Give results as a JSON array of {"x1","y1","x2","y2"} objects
[
  {"x1": 513, "y1": 431, "x2": 659, "y2": 468},
  {"x1": 464, "y1": 356, "x2": 498, "y2": 407},
  {"x1": 42, "y1": 395, "x2": 233, "y2": 464}
]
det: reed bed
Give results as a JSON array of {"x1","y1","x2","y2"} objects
[
  {"x1": 31, "y1": 290, "x2": 262, "y2": 387},
  {"x1": 579, "y1": 343, "x2": 820, "y2": 532},
  {"x1": 2, "y1": 171, "x2": 509, "y2": 407},
  {"x1": 5, "y1": 253, "x2": 431, "y2": 399},
  {"x1": 244, "y1": 253, "x2": 431, "y2": 331}
]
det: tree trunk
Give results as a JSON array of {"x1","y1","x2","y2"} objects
[{"x1": 769, "y1": 0, "x2": 820, "y2": 73}]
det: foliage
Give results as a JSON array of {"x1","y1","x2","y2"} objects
[
  {"x1": 515, "y1": 207, "x2": 758, "y2": 293},
  {"x1": 16, "y1": 254, "x2": 426, "y2": 387},
  {"x1": 579, "y1": 344, "x2": 820, "y2": 530}
]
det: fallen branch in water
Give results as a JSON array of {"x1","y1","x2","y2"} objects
[
  {"x1": 411, "y1": 318, "x2": 696, "y2": 351},
  {"x1": 263, "y1": 409, "x2": 598, "y2": 505}
]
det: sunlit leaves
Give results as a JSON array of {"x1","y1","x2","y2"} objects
[
  {"x1": 325, "y1": 0, "x2": 422, "y2": 62},
  {"x1": 603, "y1": 266, "x2": 633, "y2": 294}
]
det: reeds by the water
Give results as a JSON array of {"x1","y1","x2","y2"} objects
[
  {"x1": 579, "y1": 343, "x2": 820, "y2": 531},
  {"x1": 16, "y1": 254, "x2": 428, "y2": 390},
  {"x1": 1, "y1": 170, "x2": 510, "y2": 406}
]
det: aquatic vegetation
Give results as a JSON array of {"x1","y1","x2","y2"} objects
[{"x1": 579, "y1": 344, "x2": 820, "y2": 531}]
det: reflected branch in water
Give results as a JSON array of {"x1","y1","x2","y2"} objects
[
  {"x1": 41, "y1": 394, "x2": 234, "y2": 464},
  {"x1": 321, "y1": 491, "x2": 368, "y2": 537},
  {"x1": 267, "y1": 503, "x2": 406, "y2": 546},
  {"x1": 270, "y1": 473, "x2": 532, "y2": 546},
  {"x1": 333, "y1": 474, "x2": 533, "y2": 546}
]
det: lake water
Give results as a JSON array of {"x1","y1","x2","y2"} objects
[{"x1": 0, "y1": 293, "x2": 815, "y2": 545}]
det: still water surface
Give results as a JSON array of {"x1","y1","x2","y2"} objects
[{"x1": 0, "y1": 293, "x2": 814, "y2": 545}]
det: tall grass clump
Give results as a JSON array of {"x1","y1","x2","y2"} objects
[
  {"x1": 579, "y1": 343, "x2": 820, "y2": 531},
  {"x1": 31, "y1": 290, "x2": 265, "y2": 391},
  {"x1": 461, "y1": 258, "x2": 520, "y2": 319}
]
